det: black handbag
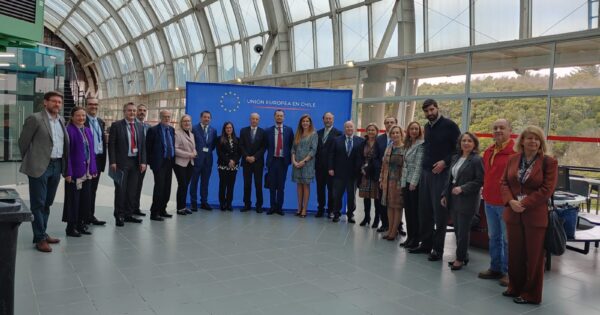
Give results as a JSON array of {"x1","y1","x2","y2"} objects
[{"x1": 545, "y1": 198, "x2": 567, "y2": 256}]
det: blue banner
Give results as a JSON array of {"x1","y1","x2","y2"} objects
[{"x1": 185, "y1": 82, "x2": 352, "y2": 211}]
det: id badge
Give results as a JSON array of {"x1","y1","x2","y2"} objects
[
  {"x1": 517, "y1": 194, "x2": 526, "y2": 202},
  {"x1": 202, "y1": 147, "x2": 209, "y2": 152},
  {"x1": 132, "y1": 148, "x2": 138, "y2": 153}
]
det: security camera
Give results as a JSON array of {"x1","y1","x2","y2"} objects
[{"x1": 253, "y1": 44, "x2": 263, "y2": 55}]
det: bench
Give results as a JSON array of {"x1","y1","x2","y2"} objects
[{"x1": 546, "y1": 225, "x2": 600, "y2": 270}]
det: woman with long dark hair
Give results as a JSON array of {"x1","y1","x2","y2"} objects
[
  {"x1": 216, "y1": 121, "x2": 241, "y2": 211},
  {"x1": 358, "y1": 123, "x2": 381, "y2": 226},
  {"x1": 291, "y1": 114, "x2": 318, "y2": 217},
  {"x1": 63, "y1": 106, "x2": 97, "y2": 237}
]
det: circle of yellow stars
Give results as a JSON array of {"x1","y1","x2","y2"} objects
[{"x1": 219, "y1": 91, "x2": 240, "y2": 113}]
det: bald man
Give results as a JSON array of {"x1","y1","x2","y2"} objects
[{"x1": 146, "y1": 110, "x2": 175, "y2": 221}]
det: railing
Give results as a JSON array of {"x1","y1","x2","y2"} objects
[{"x1": 65, "y1": 57, "x2": 85, "y2": 107}]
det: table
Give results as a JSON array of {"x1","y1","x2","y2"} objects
[
  {"x1": 554, "y1": 191, "x2": 587, "y2": 207},
  {"x1": 570, "y1": 177, "x2": 600, "y2": 213}
]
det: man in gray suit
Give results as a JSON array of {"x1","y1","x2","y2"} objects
[
  {"x1": 18, "y1": 91, "x2": 69, "y2": 253},
  {"x1": 109, "y1": 102, "x2": 147, "y2": 226}
]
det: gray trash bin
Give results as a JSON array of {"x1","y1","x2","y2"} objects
[{"x1": 0, "y1": 188, "x2": 33, "y2": 315}]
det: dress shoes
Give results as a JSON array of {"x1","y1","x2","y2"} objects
[
  {"x1": 185, "y1": 209, "x2": 193, "y2": 214},
  {"x1": 35, "y1": 240, "x2": 52, "y2": 253},
  {"x1": 160, "y1": 212, "x2": 173, "y2": 218},
  {"x1": 115, "y1": 217, "x2": 125, "y2": 227},
  {"x1": 241, "y1": 206, "x2": 251, "y2": 212},
  {"x1": 276, "y1": 210, "x2": 284, "y2": 216},
  {"x1": 315, "y1": 211, "x2": 324, "y2": 218},
  {"x1": 45, "y1": 235, "x2": 60, "y2": 244},
  {"x1": 133, "y1": 210, "x2": 146, "y2": 216},
  {"x1": 124, "y1": 216, "x2": 142, "y2": 223},
  {"x1": 78, "y1": 226, "x2": 92, "y2": 235},
  {"x1": 266, "y1": 209, "x2": 275, "y2": 215},
  {"x1": 190, "y1": 207, "x2": 198, "y2": 212},
  {"x1": 89, "y1": 217, "x2": 106, "y2": 226},
  {"x1": 448, "y1": 259, "x2": 469, "y2": 270},
  {"x1": 256, "y1": 207, "x2": 263, "y2": 213},
  {"x1": 347, "y1": 217, "x2": 356, "y2": 224},
  {"x1": 408, "y1": 245, "x2": 431, "y2": 254},
  {"x1": 376, "y1": 226, "x2": 388, "y2": 233},
  {"x1": 478, "y1": 269, "x2": 504, "y2": 280},
  {"x1": 201, "y1": 203, "x2": 213, "y2": 211},
  {"x1": 151, "y1": 215, "x2": 165, "y2": 221},
  {"x1": 399, "y1": 241, "x2": 408, "y2": 247},
  {"x1": 502, "y1": 290, "x2": 519, "y2": 298},
  {"x1": 177, "y1": 209, "x2": 187, "y2": 215},
  {"x1": 399, "y1": 229, "x2": 407, "y2": 236},
  {"x1": 66, "y1": 229, "x2": 81, "y2": 237},
  {"x1": 332, "y1": 214, "x2": 340, "y2": 222},
  {"x1": 427, "y1": 251, "x2": 442, "y2": 261},
  {"x1": 513, "y1": 297, "x2": 538, "y2": 304}
]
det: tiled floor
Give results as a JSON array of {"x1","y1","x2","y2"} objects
[{"x1": 7, "y1": 171, "x2": 600, "y2": 315}]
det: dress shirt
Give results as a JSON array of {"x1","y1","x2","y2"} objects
[
  {"x1": 46, "y1": 110, "x2": 64, "y2": 158},
  {"x1": 87, "y1": 115, "x2": 103, "y2": 154}
]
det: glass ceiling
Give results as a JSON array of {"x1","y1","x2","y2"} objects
[{"x1": 43, "y1": 0, "x2": 593, "y2": 98}]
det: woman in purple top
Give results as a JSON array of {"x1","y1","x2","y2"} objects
[{"x1": 62, "y1": 106, "x2": 98, "y2": 237}]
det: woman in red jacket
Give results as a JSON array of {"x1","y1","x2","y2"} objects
[{"x1": 501, "y1": 126, "x2": 557, "y2": 305}]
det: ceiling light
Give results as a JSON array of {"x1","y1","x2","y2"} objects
[
  {"x1": 175, "y1": 87, "x2": 179, "y2": 91},
  {"x1": 19, "y1": 64, "x2": 26, "y2": 68},
  {"x1": 346, "y1": 61, "x2": 355, "y2": 67},
  {"x1": 0, "y1": 53, "x2": 15, "y2": 58},
  {"x1": 236, "y1": 78, "x2": 242, "y2": 83},
  {"x1": 0, "y1": 63, "x2": 9, "y2": 67}
]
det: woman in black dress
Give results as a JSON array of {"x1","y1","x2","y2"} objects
[{"x1": 216, "y1": 121, "x2": 241, "y2": 211}]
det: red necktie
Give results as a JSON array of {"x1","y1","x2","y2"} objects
[
  {"x1": 130, "y1": 122, "x2": 137, "y2": 154},
  {"x1": 276, "y1": 126, "x2": 283, "y2": 157}
]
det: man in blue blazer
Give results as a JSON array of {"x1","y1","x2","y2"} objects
[
  {"x1": 329, "y1": 121, "x2": 364, "y2": 223},
  {"x1": 190, "y1": 110, "x2": 218, "y2": 211},
  {"x1": 146, "y1": 110, "x2": 176, "y2": 221},
  {"x1": 265, "y1": 110, "x2": 294, "y2": 215}
]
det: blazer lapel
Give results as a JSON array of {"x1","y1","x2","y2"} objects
[{"x1": 455, "y1": 155, "x2": 472, "y2": 183}]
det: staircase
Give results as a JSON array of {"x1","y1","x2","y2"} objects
[
  {"x1": 63, "y1": 79, "x2": 75, "y2": 122},
  {"x1": 62, "y1": 57, "x2": 85, "y2": 121}
]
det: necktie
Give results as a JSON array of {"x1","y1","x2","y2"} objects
[
  {"x1": 323, "y1": 128, "x2": 329, "y2": 143},
  {"x1": 251, "y1": 128, "x2": 256, "y2": 143},
  {"x1": 130, "y1": 122, "x2": 137, "y2": 154},
  {"x1": 204, "y1": 125, "x2": 208, "y2": 142},
  {"x1": 276, "y1": 126, "x2": 283, "y2": 157},
  {"x1": 346, "y1": 136, "x2": 352, "y2": 156}
]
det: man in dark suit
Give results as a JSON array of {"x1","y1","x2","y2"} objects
[
  {"x1": 265, "y1": 110, "x2": 294, "y2": 215},
  {"x1": 315, "y1": 112, "x2": 341, "y2": 218},
  {"x1": 146, "y1": 110, "x2": 175, "y2": 221},
  {"x1": 19, "y1": 91, "x2": 69, "y2": 252},
  {"x1": 84, "y1": 97, "x2": 107, "y2": 226},
  {"x1": 329, "y1": 121, "x2": 364, "y2": 223},
  {"x1": 108, "y1": 102, "x2": 147, "y2": 227},
  {"x1": 132, "y1": 104, "x2": 150, "y2": 217},
  {"x1": 190, "y1": 110, "x2": 218, "y2": 211},
  {"x1": 374, "y1": 117, "x2": 398, "y2": 232},
  {"x1": 239, "y1": 113, "x2": 266, "y2": 213},
  {"x1": 409, "y1": 99, "x2": 461, "y2": 262}
]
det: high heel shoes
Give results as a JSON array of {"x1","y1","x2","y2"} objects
[
  {"x1": 299, "y1": 210, "x2": 307, "y2": 218},
  {"x1": 359, "y1": 218, "x2": 371, "y2": 226},
  {"x1": 448, "y1": 259, "x2": 469, "y2": 270}
]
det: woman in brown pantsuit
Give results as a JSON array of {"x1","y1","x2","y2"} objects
[
  {"x1": 501, "y1": 126, "x2": 557, "y2": 305},
  {"x1": 380, "y1": 125, "x2": 404, "y2": 241}
]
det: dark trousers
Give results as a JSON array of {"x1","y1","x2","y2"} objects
[
  {"x1": 150, "y1": 159, "x2": 173, "y2": 216},
  {"x1": 63, "y1": 180, "x2": 91, "y2": 230},
  {"x1": 134, "y1": 168, "x2": 145, "y2": 212},
  {"x1": 218, "y1": 169, "x2": 237, "y2": 207},
  {"x1": 418, "y1": 169, "x2": 449, "y2": 253},
  {"x1": 173, "y1": 162, "x2": 193, "y2": 210},
  {"x1": 451, "y1": 208, "x2": 476, "y2": 261},
  {"x1": 316, "y1": 165, "x2": 334, "y2": 214},
  {"x1": 268, "y1": 158, "x2": 287, "y2": 211},
  {"x1": 403, "y1": 185, "x2": 420, "y2": 244},
  {"x1": 506, "y1": 223, "x2": 546, "y2": 304},
  {"x1": 363, "y1": 198, "x2": 372, "y2": 220},
  {"x1": 333, "y1": 177, "x2": 357, "y2": 217},
  {"x1": 190, "y1": 162, "x2": 212, "y2": 207},
  {"x1": 28, "y1": 159, "x2": 62, "y2": 243},
  {"x1": 114, "y1": 159, "x2": 140, "y2": 219},
  {"x1": 243, "y1": 162, "x2": 263, "y2": 208},
  {"x1": 375, "y1": 198, "x2": 388, "y2": 228},
  {"x1": 89, "y1": 172, "x2": 101, "y2": 220}
]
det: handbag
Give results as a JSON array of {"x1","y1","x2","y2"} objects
[{"x1": 541, "y1": 156, "x2": 567, "y2": 256}]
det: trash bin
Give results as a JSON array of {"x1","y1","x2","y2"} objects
[
  {"x1": 0, "y1": 188, "x2": 33, "y2": 315},
  {"x1": 555, "y1": 205, "x2": 579, "y2": 239}
]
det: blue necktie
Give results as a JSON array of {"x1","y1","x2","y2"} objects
[{"x1": 346, "y1": 137, "x2": 352, "y2": 156}]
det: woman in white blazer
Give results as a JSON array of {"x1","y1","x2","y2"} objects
[{"x1": 174, "y1": 114, "x2": 197, "y2": 215}]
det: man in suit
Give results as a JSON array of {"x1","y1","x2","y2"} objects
[
  {"x1": 265, "y1": 110, "x2": 294, "y2": 215},
  {"x1": 329, "y1": 121, "x2": 364, "y2": 223},
  {"x1": 190, "y1": 110, "x2": 218, "y2": 211},
  {"x1": 132, "y1": 104, "x2": 150, "y2": 217},
  {"x1": 374, "y1": 117, "x2": 399, "y2": 232},
  {"x1": 84, "y1": 97, "x2": 107, "y2": 226},
  {"x1": 108, "y1": 102, "x2": 147, "y2": 227},
  {"x1": 146, "y1": 110, "x2": 175, "y2": 221},
  {"x1": 239, "y1": 113, "x2": 266, "y2": 213},
  {"x1": 19, "y1": 91, "x2": 69, "y2": 252},
  {"x1": 315, "y1": 112, "x2": 341, "y2": 218},
  {"x1": 409, "y1": 99, "x2": 461, "y2": 262}
]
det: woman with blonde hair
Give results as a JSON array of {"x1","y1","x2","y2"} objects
[
  {"x1": 173, "y1": 114, "x2": 197, "y2": 215},
  {"x1": 291, "y1": 114, "x2": 318, "y2": 217},
  {"x1": 380, "y1": 125, "x2": 405, "y2": 241},
  {"x1": 501, "y1": 126, "x2": 557, "y2": 304}
]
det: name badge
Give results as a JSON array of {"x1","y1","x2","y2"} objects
[
  {"x1": 132, "y1": 148, "x2": 138, "y2": 153},
  {"x1": 517, "y1": 194, "x2": 526, "y2": 202},
  {"x1": 202, "y1": 147, "x2": 209, "y2": 152}
]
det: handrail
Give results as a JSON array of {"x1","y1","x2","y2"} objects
[{"x1": 65, "y1": 57, "x2": 84, "y2": 107}]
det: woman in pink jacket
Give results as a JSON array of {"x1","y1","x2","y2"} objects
[{"x1": 174, "y1": 114, "x2": 197, "y2": 215}]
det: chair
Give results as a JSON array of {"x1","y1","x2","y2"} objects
[{"x1": 569, "y1": 179, "x2": 591, "y2": 212}]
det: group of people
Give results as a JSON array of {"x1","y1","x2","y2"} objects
[{"x1": 19, "y1": 92, "x2": 557, "y2": 305}]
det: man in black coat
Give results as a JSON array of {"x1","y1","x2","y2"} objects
[
  {"x1": 239, "y1": 113, "x2": 266, "y2": 213},
  {"x1": 84, "y1": 97, "x2": 107, "y2": 226},
  {"x1": 315, "y1": 112, "x2": 341, "y2": 218},
  {"x1": 329, "y1": 121, "x2": 364, "y2": 223}
]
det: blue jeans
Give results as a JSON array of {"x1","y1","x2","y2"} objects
[
  {"x1": 28, "y1": 159, "x2": 62, "y2": 243},
  {"x1": 485, "y1": 202, "x2": 508, "y2": 274}
]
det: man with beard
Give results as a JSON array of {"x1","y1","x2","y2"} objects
[
  {"x1": 132, "y1": 104, "x2": 152, "y2": 217},
  {"x1": 84, "y1": 97, "x2": 107, "y2": 226},
  {"x1": 409, "y1": 99, "x2": 460, "y2": 262}
]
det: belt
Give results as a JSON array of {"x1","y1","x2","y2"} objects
[{"x1": 50, "y1": 158, "x2": 61, "y2": 162}]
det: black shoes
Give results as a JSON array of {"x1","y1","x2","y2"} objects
[
  {"x1": 513, "y1": 297, "x2": 538, "y2": 304},
  {"x1": 89, "y1": 217, "x2": 106, "y2": 226},
  {"x1": 66, "y1": 228, "x2": 81, "y2": 237},
  {"x1": 201, "y1": 203, "x2": 213, "y2": 211},
  {"x1": 177, "y1": 209, "x2": 187, "y2": 215},
  {"x1": 332, "y1": 214, "x2": 340, "y2": 222},
  {"x1": 347, "y1": 217, "x2": 356, "y2": 224},
  {"x1": 502, "y1": 291, "x2": 519, "y2": 298},
  {"x1": 115, "y1": 217, "x2": 125, "y2": 227},
  {"x1": 124, "y1": 216, "x2": 142, "y2": 223},
  {"x1": 408, "y1": 245, "x2": 431, "y2": 254},
  {"x1": 160, "y1": 212, "x2": 173, "y2": 218},
  {"x1": 256, "y1": 207, "x2": 263, "y2": 213},
  {"x1": 359, "y1": 218, "x2": 371, "y2": 226},
  {"x1": 427, "y1": 251, "x2": 442, "y2": 261},
  {"x1": 376, "y1": 226, "x2": 388, "y2": 233},
  {"x1": 133, "y1": 210, "x2": 146, "y2": 216},
  {"x1": 241, "y1": 206, "x2": 251, "y2": 212},
  {"x1": 151, "y1": 215, "x2": 165, "y2": 221},
  {"x1": 190, "y1": 207, "x2": 198, "y2": 212},
  {"x1": 315, "y1": 211, "x2": 324, "y2": 218},
  {"x1": 448, "y1": 259, "x2": 469, "y2": 270}
]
